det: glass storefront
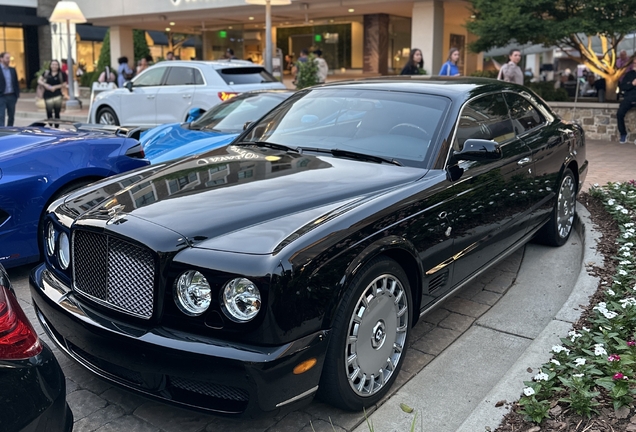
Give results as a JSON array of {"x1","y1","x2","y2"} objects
[
  {"x1": 0, "y1": 27, "x2": 26, "y2": 88},
  {"x1": 388, "y1": 16, "x2": 412, "y2": 74},
  {"x1": 77, "y1": 40, "x2": 102, "y2": 72}
]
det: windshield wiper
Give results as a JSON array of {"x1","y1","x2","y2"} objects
[
  {"x1": 235, "y1": 141, "x2": 300, "y2": 153},
  {"x1": 299, "y1": 147, "x2": 402, "y2": 166}
]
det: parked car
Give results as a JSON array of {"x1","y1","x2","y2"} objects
[
  {"x1": 89, "y1": 60, "x2": 287, "y2": 127},
  {"x1": 1, "y1": 264, "x2": 73, "y2": 432},
  {"x1": 32, "y1": 77, "x2": 587, "y2": 417},
  {"x1": 0, "y1": 122, "x2": 149, "y2": 269},
  {"x1": 141, "y1": 90, "x2": 294, "y2": 163}
]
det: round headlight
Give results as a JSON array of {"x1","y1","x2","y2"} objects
[
  {"x1": 46, "y1": 223, "x2": 56, "y2": 256},
  {"x1": 58, "y1": 232, "x2": 70, "y2": 269},
  {"x1": 222, "y1": 278, "x2": 261, "y2": 323},
  {"x1": 174, "y1": 271, "x2": 211, "y2": 316}
]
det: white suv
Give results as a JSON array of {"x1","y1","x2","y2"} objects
[{"x1": 89, "y1": 60, "x2": 287, "y2": 127}]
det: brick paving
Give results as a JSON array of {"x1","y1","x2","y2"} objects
[{"x1": 6, "y1": 118, "x2": 635, "y2": 431}]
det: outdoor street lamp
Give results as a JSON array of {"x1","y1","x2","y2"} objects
[
  {"x1": 49, "y1": 1, "x2": 86, "y2": 111},
  {"x1": 245, "y1": 0, "x2": 291, "y2": 73}
]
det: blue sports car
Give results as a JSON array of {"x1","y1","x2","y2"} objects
[
  {"x1": 0, "y1": 122, "x2": 149, "y2": 268},
  {"x1": 141, "y1": 90, "x2": 294, "y2": 163}
]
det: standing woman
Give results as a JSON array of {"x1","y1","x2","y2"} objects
[
  {"x1": 400, "y1": 48, "x2": 424, "y2": 75},
  {"x1": 38, "y1": 60, "x2": 67, "y2": 124},
  {"x1": 439, "y1": 48, "x2": 461, "y2": 76},
  {"x1": 497, "y1": 49, "x2": 524, "y2": 85}
]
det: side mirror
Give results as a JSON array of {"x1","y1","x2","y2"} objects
[
  {"x1": 124, "y1": 81, "x2": 133, "y2": 92},
  {"x1": 453, "y1": 139, "x2": 502, "y2": 161},
  {"x1": 243, "y1": 121, "x2": 252, "y2": 131}
]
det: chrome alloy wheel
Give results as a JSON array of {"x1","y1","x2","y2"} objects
[
  {"x1": 345, "y1": 273, "x2": 409, "y2": 397},
  {"x1": 99, "y1": 111, "x2": 116, "y2": 125},
  {"x1": 556, "y1": 174, "x2": 576, "y2": 239}
]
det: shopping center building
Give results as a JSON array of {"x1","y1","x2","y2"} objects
[{"x1": 1, "y1": 0, "x2": 483, "y2": 86}]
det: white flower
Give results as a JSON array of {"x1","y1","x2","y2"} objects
[
  {"x1": 622, "y1": 191, "x2": 627, "y2": 195},
  {"x1": 608, "y1": 199, "x2": 615, "y2": 205},
  {"x1": 594, "y1": 183, "x2": 599, "y2": 187},
  {"x1": 619, "y1": 261, "x2": 631, "y2": 265},
  {"x1": 582, "y1": 327, "x2": 590, "y2": 332},
  {"x1": 552, "y1": 345, "x2": 570, "y2": 354},
  {"x1": 608, "y1": 289, "x2": 616, "y2": 296},
  {"x1": 623, "y1": 252, "x2": 632, "y2": 257},
  {"x1": 622, "y1": 209, "x2": 630, "y2": 214},
  {"x1": 574, "y1": 358, "x2": 586, "y2": 366},
  {"x1": 595, "y1": 344, "x2": 608, "y2": 356},
  {"x1": 619, "y1": 269, "x2": 628, "y2": 276},
  {"x1": 573, "y1": 373, "x2": 585, "y2": 378},
  {"x1": 551, "y1": 359, "x2": 561, "y2": 366},
  {"x1": 619, "y1": 298, "x2": 636, "y2": 308},
  {"x1": 534, "y1": 372, "x2": 549, "y2": 381},
  {"x1": 625, "y1": 223, "x2": 635, "y2": 228},
  {"x1": 523, "y1": 387, "x2": 535, "y2": 397},
  {"x1": 625, "y1": 232, "x2": 634, "y2": 239},
  {"x1": 603, "y1": 310, "x2": 618, "y2": 319}
]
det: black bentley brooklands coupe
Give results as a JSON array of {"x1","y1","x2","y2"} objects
[{"x1": 31, "y1": 77, "x2": 587, "y2": 417}]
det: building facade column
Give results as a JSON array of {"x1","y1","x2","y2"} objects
[
  {"x1": 110, "y1": 26, "x2": 134, "y2": 69},
  {"x1": 363, "y1": 14, "x2": 389, "y2": 75},
  {"x1": 412, "y1": 0, "x2": 444, "y2": 75}
]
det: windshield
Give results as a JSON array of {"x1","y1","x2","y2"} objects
[
  {"x1": 242, "y1": 88, "x2": 450, "y2": 166},
  {"x1": 191, "y1": 93, "x2": 288, "y2": 132}
]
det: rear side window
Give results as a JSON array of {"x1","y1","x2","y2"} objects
[
  {"x1": 165, "y1": 67, "x2": 198, "y2": 85},
  {"x1": 455, "y1": 93, "x2": 515, "y2": 149},
  {"x1": 504, "y1": 93, "x2": 545, "y2": 134},
  {"x1": 218, "y1": 67, "x2": 277, "y2": 85}
]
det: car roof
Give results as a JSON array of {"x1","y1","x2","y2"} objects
[
  {"x1": 152, "y1": 60, "x2": 265, "y2": 70},
  {"x1": 317, "y1": 76, "x2": 524, "y2": 100}
]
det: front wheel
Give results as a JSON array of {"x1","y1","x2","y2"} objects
[
  {"x1": 97, "y1": 106, "x2": 119, "y2": 125},
  {"x1": 535, "y1": 168, "x2": 577, "y2": 246},
  {"x1": 319, "y1": 256, "x2": 412, "y2": 411}
]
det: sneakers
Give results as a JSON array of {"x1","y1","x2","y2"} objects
[{"x1": 620, "y1": 135, "x2": 627, "y2": 144}]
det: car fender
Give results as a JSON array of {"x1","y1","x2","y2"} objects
[
  {"x1": 42, "y1": 169, "x2": 109, "y2": 207},
  {"x1": 318, "y1": 234, "x2": 424, "y2": 330}
]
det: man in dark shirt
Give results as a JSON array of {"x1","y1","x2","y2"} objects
[
  {"x1": 0, "y1": 51, "x2": 19, "y2": 126},
  {"x1": 617, "y1": 64, "x2": 636, "y2": 144}
]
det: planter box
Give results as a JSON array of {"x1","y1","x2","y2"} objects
[{"x1": 548, "y1": 101, "x2": 635, "y2": 142}]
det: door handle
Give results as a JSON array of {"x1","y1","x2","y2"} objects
[
  {"x1": 147, "y1": 95, "x2": 155, "y2": 99},
  {"x1": 517, "y1": 157, "x2": 532, "y2": 166},
  {"x1": 182, "y1": 94, "x2": 191, "y2": 99}
]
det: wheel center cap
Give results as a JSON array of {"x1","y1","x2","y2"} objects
[{"x1": 371, "y1": 320, "x2": 386, "y2": 349}]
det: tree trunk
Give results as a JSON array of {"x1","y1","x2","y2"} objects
[{"x1": 605, "y1": 77, "x2": 619, "y2": 101}]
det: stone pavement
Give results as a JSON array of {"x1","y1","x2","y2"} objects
[{"x1": 6, "y1": 103, "x2": 636, "y2": 431}]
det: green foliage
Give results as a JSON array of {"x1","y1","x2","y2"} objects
[
  {"x1": 96, "y1": 29, "x2": 111, "y2": 72},
  {"x1": 133, "y1": 29, "x2": 150, "y2": 62},
  {"x1": 296, "y1": 55, "x2": 319, "y2": 89},
  {"x1": 525, "y1": 81, "x2": 569, "y2": 102},
  {"x1": 469, "y1": 69, "x2": 498, "y2": 79},
  {"x1": 80, "y1": 70, "x2": 100, "y2": 87},
  {"x1": 96, "y1": 29, "x2": 150, "y2": 72},
  {"x1": 467, "y1": 0, "x2": 636, "y2": 54}
]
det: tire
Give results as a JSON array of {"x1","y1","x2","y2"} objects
[
  {"x1": 535, "y1": 168, "x2": 577, "y2": 246},
  {"x1": 319, "y1": 256, "x2": 412, "y2": 411},
  {"x1": 97, "y1": 106, "x2": 119, "y2": 125},
  {"x1": 38, "y1": 179, "x2": 97, "y2": 258}
]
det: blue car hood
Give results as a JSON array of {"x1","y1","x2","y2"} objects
[{"x1": 141, "y1": 123, "x2": 238, "y2": 164}]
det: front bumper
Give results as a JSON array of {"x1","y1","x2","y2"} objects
[{"x1": 30, "y1": 264, "x2": 329, "y2": 417}]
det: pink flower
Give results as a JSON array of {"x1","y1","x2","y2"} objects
[
  {"x1": 608, "y1": 354, "x2": 621, "y2": 362},
  {"x1": 628, "y1": 341, "x2": 636, "y2": 347},
  {"x1": 613, "y1": 372, "x2": 628, "y2": 380}
]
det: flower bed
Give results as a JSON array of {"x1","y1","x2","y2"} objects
[{"x1": 515, "y1": 180, "x2": 636, "y2": 425}]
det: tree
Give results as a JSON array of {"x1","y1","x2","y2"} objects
[
  {"x1": 295, "y1": 55, "x2": 319, "y2": 89},
  {"x1": 133, "y1": 29, "x2": 150, "y2": 62},
  {"x1": 165, "y1": 31, "x2": 192, "y2": 57},
  {"x1": 467, "y1": 0, "x2": 636, "y2": 99},
  {"x1": 96, "y1": 29, "x2": 151, "y2": 71}
]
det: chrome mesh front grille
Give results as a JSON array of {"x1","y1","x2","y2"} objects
[{"x1": 73, "y1": 230, "x2": 155, "y2": 319}]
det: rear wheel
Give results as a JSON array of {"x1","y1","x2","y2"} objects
[
  {"x1": 97, "y1": 106, "x2": 119, "y2": 125},
  {"x1": 535, "y1": 168, "x2": 576, "y2": 246},
  {"x1": 319, "y1": 256, "x2": 412, "y2": 411}
]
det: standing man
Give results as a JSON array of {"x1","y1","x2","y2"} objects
[
  {"x1": 497, "y1": 49, "x2": 524, "y2": 85},
  {"x1": 313, "y1": 49, "x2": 329, "y2": 84},
  {"x1": 616, "y1": 61, "x2": 636, "y2": 144},
  {"x1": 0, "y1": 52, "x2": 19, "y2": 126},
  {"x1": 166, "y1": 51, "x2": 175, "y2": 61}
]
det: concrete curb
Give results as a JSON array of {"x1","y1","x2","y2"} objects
[
  {"x1": 15, "y1": 110, "x2": 89, "y2": 123},
  {"x1": 456, "y1": 203, "x2": 602, "y2": 431}
]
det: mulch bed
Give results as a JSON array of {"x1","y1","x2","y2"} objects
[{"x1": 494, "y1": 192, "x2": 636, "y2": 432}]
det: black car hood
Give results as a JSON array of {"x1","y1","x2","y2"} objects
[{"x1": 73, "y1": 146, "x2": 425, "y2": 254}]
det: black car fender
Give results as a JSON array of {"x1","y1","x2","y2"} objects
[{"x1": 316, "y1": 234, "x2": 424, "y2": 330}]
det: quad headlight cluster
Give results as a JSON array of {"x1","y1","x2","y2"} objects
[
  {"x1": 173, "y1": 271, "x2": 261, "y2": 322},
  {"x1": 46, "y1": 222, "x2": 71, "y2": 270}
]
